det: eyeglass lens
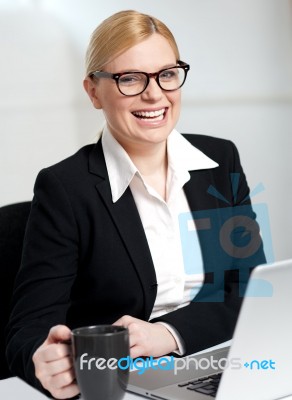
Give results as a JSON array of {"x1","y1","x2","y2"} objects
[{"x1": 118, "y1": 67, "x2": 186, "y2": 96}]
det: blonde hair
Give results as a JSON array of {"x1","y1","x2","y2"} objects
[{"x1": 85, "y1": 10, "x2": 180, "y2": 76}]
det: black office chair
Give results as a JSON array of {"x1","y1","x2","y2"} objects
[{"x1": 0, "y1": 201, "x2": 31, "y2": 379}]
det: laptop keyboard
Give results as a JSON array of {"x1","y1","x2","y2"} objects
[{"x1": 178, "y1": 372, "x2": 222, "y2": 397}]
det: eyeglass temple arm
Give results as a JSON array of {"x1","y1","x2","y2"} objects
[
  {"x1": 90, "y1": 71, "x2": 114, "y2": 79},
  {"x1": 177, "y1": 60, "x2": 190, "y2": 71}
]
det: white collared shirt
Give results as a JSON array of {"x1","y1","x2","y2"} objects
[{"x1": 101, "y1": 125, "x2": 218, "y2": 351}]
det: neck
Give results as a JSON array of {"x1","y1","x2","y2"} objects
[
  {"x1": 128, "y1": 141, "x2": 167, "y2": 174},
  {"x1": 126, "y1": 141, "x2": 168, "y2": 201}
]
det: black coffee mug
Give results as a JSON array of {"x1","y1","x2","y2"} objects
[{"x1": 72, "y1": 325, "x2": 130, "y2": 400}]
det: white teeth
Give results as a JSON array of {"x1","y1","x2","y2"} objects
[{"x1": 133, "y1": 108, "x2": 165, "y2": 118}]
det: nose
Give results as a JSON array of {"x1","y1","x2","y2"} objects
[{"x1": 141, "y1": 76, "x2": 163, "y2": 101}]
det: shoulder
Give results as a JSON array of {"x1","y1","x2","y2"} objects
[
  {"x1": 182, "y1": 133, "x2": 239, "y2": 164},
  {"x1": 34, "y1": 142, "x2": 102, "y2": 196},
  {"x1": 39, "y1": 140, "x2": 102, "y2": 179},
  {"x1": 48, "y1": 143, "x2": 97, "y2": 173}
]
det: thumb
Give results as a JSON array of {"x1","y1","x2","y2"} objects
[{"x1": 45, "y1": 324, "x2": 72, "y2": 345}]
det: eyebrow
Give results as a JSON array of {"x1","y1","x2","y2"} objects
[{"x1": 111, "y1": 63, "x2": 178, "y2": 74}]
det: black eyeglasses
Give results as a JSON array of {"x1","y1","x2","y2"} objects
[{"x1": 89, "y1": 60, "x2": 190, "y2": 96}]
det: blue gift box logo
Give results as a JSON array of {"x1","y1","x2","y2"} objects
[{"x1": 179, "y1": 175, "x2": 274, "y2": 301}]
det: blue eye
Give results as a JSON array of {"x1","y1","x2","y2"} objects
[
  {"x1": 159, "y1": 69, "x2": 178, "y2": 81},
  {"x1": 119, "y1": 74, "x2": 144, "y2": 86}
]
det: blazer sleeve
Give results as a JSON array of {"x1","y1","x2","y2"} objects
[
  {"x1": 6, "y1": 167, "x2": 79, "y2": 393},
  {"x1": 151, "y1": 140, "x2": 267, "y2": 355}
]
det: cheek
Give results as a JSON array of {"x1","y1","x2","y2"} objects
[
  {"x1": 176, "y1": 91, "x2": 182, "y2": 103},
  {"x1": 168, "y1": 91, "x2": 181, "y2": 107},
  {"x1": 102, "y1": 101, "x2": 134, "y2": 126},
  {"x1": 169, "y1": 93, "x2": 181, "y2": 125},
  {"x1": 171, "y1": 95, "x2": 181, "y2": 117}
]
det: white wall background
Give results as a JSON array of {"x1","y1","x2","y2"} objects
[{"x1": 1, "y1": 0, "x2": 292, "y2": 261}]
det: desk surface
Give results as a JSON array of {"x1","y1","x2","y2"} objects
[
  {"x1": 2, "y1": 341, "x2": 292, "y2": 400},
  {"x1": 0, "y1": 343, "x2": 228, "y2": 400},
  {"x1": 0, "y1": 377, "x2": 141, "y2": 400},
  {"x1": 2, "y1": 376, "x2": 292, "y2": 400}
]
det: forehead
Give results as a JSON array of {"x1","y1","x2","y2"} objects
[{"x1": 105, "y1": 34, "x2": 177, "y2": 72}]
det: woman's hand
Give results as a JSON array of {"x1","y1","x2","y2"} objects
[
  {"x1": 32, "y1": 325, "x2": 79, "y2": 399},
  {"x1": 113, "y1": 315, "x2": 177, "y2": 358}
]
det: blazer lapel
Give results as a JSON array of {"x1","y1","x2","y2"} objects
[
  {"x1": 184, "y1": 169, "x2": 219, "y2": 211},
  {"x1": 183, "y1": 169, "x2": 223, "y2": 281},
  {"x1": 88, "y1": 141, "x2": 157, "y2": 320}
]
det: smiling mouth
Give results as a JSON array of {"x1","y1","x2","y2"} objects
[{"x1": 132, "y1": 108, "x2": 166, "y2": 121}]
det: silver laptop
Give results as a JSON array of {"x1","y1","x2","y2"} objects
[{"x1": 127, "y1": 259, "x2": 292, "y2": 400}]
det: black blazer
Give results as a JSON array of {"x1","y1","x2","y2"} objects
[{"x1": 6, "y1": 134, "x2": 266, "y2": 392}]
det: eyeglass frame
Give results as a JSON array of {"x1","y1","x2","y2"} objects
[{"x1": 89, "y1": 60, "x2": 190, "y2": 96}]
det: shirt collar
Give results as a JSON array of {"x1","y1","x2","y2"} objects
[
  {"x1": 101, "y1": 125, "x2": 219, "y2": 203},
  {"x1": 102, "y1": 125, "x2": 138, "y2": 202},
  {"x1": 167, "y1": 129, "x2": 219, "y2": 173}
]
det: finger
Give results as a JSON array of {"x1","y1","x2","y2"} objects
[
  {"x1": 113, "y1": 318, "x2": 123, "y2": 326},
  {"x1": 46, "y1": 355, "x2": 74, "y2": 377},
  {"x1": 50, "y1": 381, "x2": 80, "y2": 400},
  {"x1": 49, "y1": 367, "x2": 76, "y2": 390},
  {"x1": 37, "y1": 343, "x2": 72, "y2": 363},
  {"x1": 130, "y1": 345, "x2": 146, "y2": 359},
  {"x1": 46, "y1": 325, "x2": 72, "y2": 345},
  {"x1": 128, "y1": 331, "x2": 138, "y2": 349},
  {"x1": 113, "y1": 315, "x2": 135, "y2": 327}
]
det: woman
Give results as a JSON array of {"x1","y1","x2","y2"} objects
[{"x1": 6, "y1": 10, "x2": 265, "y2": 399}]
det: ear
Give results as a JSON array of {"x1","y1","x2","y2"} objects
[{"x1": 83, "y1": 77, "x2": 102, "y2": 109}]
